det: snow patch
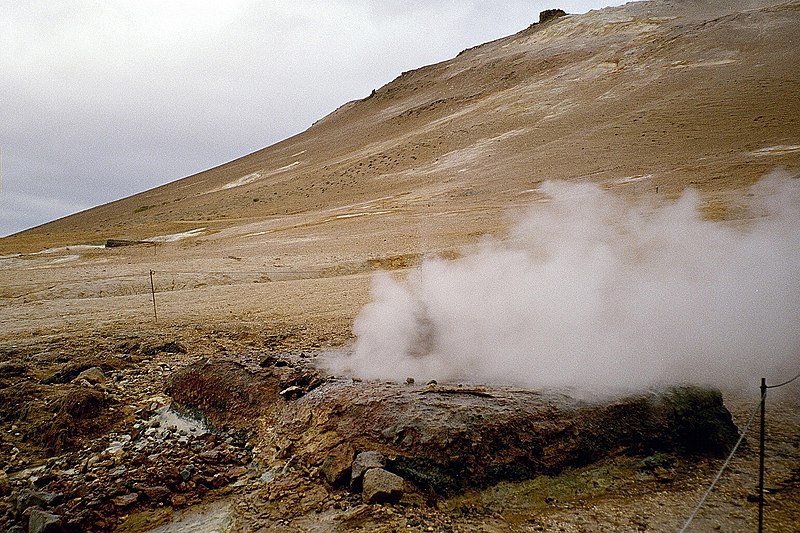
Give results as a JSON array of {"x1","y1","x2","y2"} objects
[
  {"x1": 616, "y1": 174, "x2": 653, "y2": 184},
  {"x1": 223, "y1": 173, "x2": 261, "y2": 190},
  {"x1": 147, "y1": 228, "x2": 206, "y2": 243},
  {"x1": 753, "y1": 145, "x2": 800, "y2": 156},
  {"x1": 33, "y1": 245, "x2": 105, "y2": 255},
  {"x1": 333, "y1": 211, "x2": 390, "y2": 220}
]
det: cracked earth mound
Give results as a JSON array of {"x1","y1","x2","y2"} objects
[{"x1": 167, "y1": 357, "x2": 739, "y2": 497}]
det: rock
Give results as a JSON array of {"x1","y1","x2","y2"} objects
[
  {"x1": 108, "y1": 466, "x2": 127, "y2": 478},
  {"x1": 225, "y1": 466, "x2": 248, "y2": 480},
  {"x1": 16, "y1": 490, "x2": 60, "y2": 512},
  {"x1": 105, "y1": 239, "x2": 147, "y2": 248},
  {"x1": 207, "y1": 473, "x2": 227, "y2": 488},
  {"x1": 75, "y1": 366, "x2": 106, "y2": 385},
  {"x1": 180, "y1": 464, "x2": 196, "y2": 481},
  {"x1": 198, "y1": 450, "x2": 220, "y2": 462},
  {"x1": 103, "y1": 443, "x2": 125, "y2": 460},
  {"x1": 112, "y1": 492, "x2": 139, "y2": 507},
  {"x1": 406, "y1": 377, "x2": 415, "y2": 385},
  {"x1": 32, "y1": 491, "x2": 61, "y2": 508},
  {"x1": 351, "y1": 451, "x2": 386, "y2": 490},
  {"x1": 539, "y1": 9, "x2": 567, "y2": 24},
  {"x1": 335, "y1": 504, "x2": 371, "y2": 522},
  {"x1": 0, "y1": 361, "x2": 26, "y2": 376},
  {"x1": 171, "y1": 494, "x2": 188, "y2": 508},
  {"x1": 362, "y1": 468, "x2": 405, "y2": 504},
  {"x1": 0, "y1": 470, "x2": 10, "y2": 496},
  {"x1": 142, "y1": 340, "x2": 186, "y2": 355},
  {"x1": 135, "y1": 484, "x2": 171, "y2": 502},
  {"x1": 259, "y1": 355, "x2": 279, "y2": 367},
  {"x1": 320, "y1": 444, "x2": 354, "y2": 486},
  {"x1": 27, "y1": 509, "x2": 63, "y2": 533},
  {"x1": 279, "y1": 385, "x2": 304, "y2": 400}
]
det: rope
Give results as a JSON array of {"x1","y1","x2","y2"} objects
[
  {"x1": 678, "y1": 391, "x2": 764, "y2": 533},
  {"x1": 766, "y1": 372, "x2": 800, "y2": 389}
]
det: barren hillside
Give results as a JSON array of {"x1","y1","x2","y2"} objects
[{"x1": 2, "y1": 0, "x2": 799, "y2": 255}]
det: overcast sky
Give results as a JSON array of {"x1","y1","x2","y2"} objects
[{"x1": 0, "y1": 1, "x2": 629, "y2": 238}]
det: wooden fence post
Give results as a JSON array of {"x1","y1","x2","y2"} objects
[{"x1": 149, "y1": 270, "x2": 158, "y2": 322}]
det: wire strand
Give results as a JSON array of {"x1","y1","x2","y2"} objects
[{"x1": 766, "y1": 372, "x2": 800, "y2": 389}]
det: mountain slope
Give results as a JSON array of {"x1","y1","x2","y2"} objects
[{"x1": 2, "y1": 0, "x2": 799, "y2": 254}]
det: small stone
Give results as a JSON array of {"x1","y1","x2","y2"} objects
[
  {"x1": 104, "y1": 443, "x2": 125, "y2": 459},
  {"x1": 362, "y1": 468, "x2": 404, "y2": 504},
  {"x1": 225, "y1": 466, "x2": 248, "y2": 479},
  {"x1": 199, "y1": 450, "x2": 221, "y2": 462},
  {"x1": 279, "y1": 385, "x2": 304, "y2": 400},
  {"x1": 75, "y1": 366, "x2": 106, "y2": 385},
  {"x1": 17, "y1": 489, "x2": 60, "y2": 512},
  {"x1": 112, "y1": 492, "x2": 139, "y2": 507},
  {"x1": 139, "y1": 485, "x2": 171, "y2": 502},
  {"x1": 351, "y1": 451, "x2": 387, "y2": 491},
  {"x1": 27, "y1": 509, "x2": 63, "y2": 533},
  {"x1": 179, "y1": 464, "x2": 195, "y2": 481},
  {"x1": 406, "y1": 377, "x2": 415, "y2": 385},
  {"x1": 0, "y1": 470, "x2": 10, "y2": 496},
  {"x1": 171, "y1": 494, "x2": 188, "y2": 508},
  {"x1": 336, "y1": 504, "x2": 371, "y2": 522},
  {"x1": 320, "y1": 444, "x2": 354, "y2": 486},
  {"x1": 208, "y1": 473, "x2": 227, "y2": 488}
]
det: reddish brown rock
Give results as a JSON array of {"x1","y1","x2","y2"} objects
[
  {"x1": 112, "y1": 492, "x2": 138, "y2": 507},
  {"x1": 320, "y1": 443, "x2": 355, "y2": 486},
  {"x1": 362, "y1": 468, "x2": 405, "y2": 504}
]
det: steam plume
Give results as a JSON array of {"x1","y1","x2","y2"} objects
[{"x1": 336, "y1": 171, "x2": 800, "y2": 394}]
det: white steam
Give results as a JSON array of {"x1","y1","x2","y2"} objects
[{"x1": 337, "y1": 172, "x2": 800, "y2": 394}]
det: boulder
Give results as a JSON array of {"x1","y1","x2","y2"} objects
[
  {"x1": 16, "y1": 490, "x2": 60, "y2": 513},
  {"x1": 27, "y1": 509, "x2": 63, "y2": 533},
  {"x1": 320, "y1": 444, "x2": 354, "y2": 486},
  {"x1": 75, "y1": 367, "x2": 106, "y2": 386},
  {"x1": 362, "y1": 468, "x2": 404, "y2": 504},
  {"x1": 539, "y1": 9, "x2": 567, "y2": 24},
  {"x1": 350, "y1": 451, "x2": 387, "y2": 491}
]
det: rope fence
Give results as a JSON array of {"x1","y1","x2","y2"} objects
[{"x1": 679, "y1": 372, "x2": 800, "y2": 532}]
